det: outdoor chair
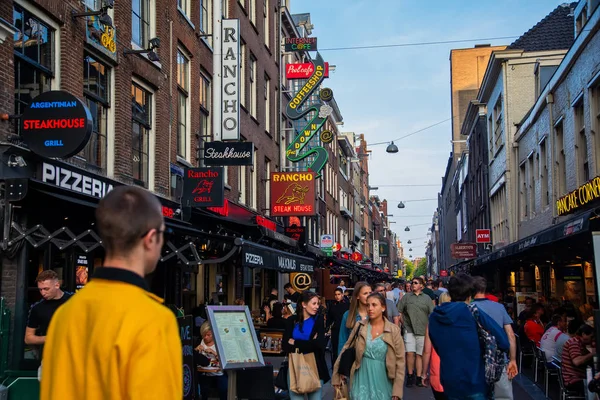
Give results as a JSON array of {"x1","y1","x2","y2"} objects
[
  {"x1": 536, "y1": 346, "x2": 559, "y2": 397},
  {"x1": 515, "y1": 333, "x2": 535, "y2": 372},
  {"x1": 553, "y1": 362, "x2": 586, "y2": 400}
]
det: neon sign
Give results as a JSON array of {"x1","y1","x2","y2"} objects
[{"x1": 285, "y1": 53, "x2": 330, "y2": 177}]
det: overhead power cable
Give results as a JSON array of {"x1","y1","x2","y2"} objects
[
  {"x1": 370, "y1": 118, "x2": 452, "y2": 146},
  {"x1": 318, "y1": 36, "x2": 521, "y2": 52},
  {"x1": 373, "y1": 184, "x2": 439, "y2": 187}
]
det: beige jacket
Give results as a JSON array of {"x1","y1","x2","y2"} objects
[{"x1": 332, "y1": 319, "x2": 405, "y2": 398}]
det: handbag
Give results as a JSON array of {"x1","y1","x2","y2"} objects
[
  {"x1": 334, "y1": 381, "x2": 349, "y2": 400},
  {"x1": 289, "y1": 350, "x2": 321, "y2": 394},
  {"x1": 338, "y1": 323, "x2": 363, "y2": 377},
  {"x1": 274, "y1": 358, "x2": 289, "y2": 390}
]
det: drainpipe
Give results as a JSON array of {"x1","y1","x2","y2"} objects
[{"x1": 546, "y1": 93, "x2": 556, "y2": 218}]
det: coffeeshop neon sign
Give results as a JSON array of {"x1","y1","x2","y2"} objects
[{"x1": 556, "y1": 176, "x2": 600, "y2": 216}]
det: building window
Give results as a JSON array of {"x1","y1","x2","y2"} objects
[
  {"x1": 487, "y1": 115, "x2": 494, "y2": 161},
  {"x1": 540, "y1": 139, "x2": 549, "y2": 207},
  {"x1": 132, "y1": 83, "x2": 152, "y2": 187},
  {"x1": 221, "y1": 0, "x2": 229, "y2": 17},
  {"x1": 493, "y1": 96, "x2": 504, "y2": 153},
  {"x1": 249, "y1": 0, "x2": 256, "y2": 24},
  {"x1": 528, "y1": 155, "x2": 535, "y2": 216},
  {"x1": 574, "y1": 99, "x2": 589, "y2": 183},
  {"x1": 491, "y1": 186, "x2": 508, "y2": 246},
  {"x1": 199, "y1": 0, "x2": 212, "y2": 45},
  {"x1": 13, "y1": 4, "x2": 54, "y2": 136},
  {"x1": 83, "y1": 55, "x2": 109, "y2": 171},
  {"x1": 593, "y1": 83, "x2": 600, "y2": 175},
  {"x1": 249, "y1": 54, "x2": 257, "y2": 117},
  {"x1": 265, "y1": 158, "x2": 271, "y2": 216},
  {"x1": 239, "y1": 166, "x2": 247, "y2": 204},
  {"x1": 178, "y1": 0, "x2": 190, "y2": 16},
  {"x1": 177, "y1": 50, "x2": 190, "y2": 159},
  {"x1": 264, "y1": 74, "x2": 270, "y2": 133},
  {"x1": 251, "y1": 149, "x2": 257, "y2": 210},
  {"x1": 240, "y1": 41, "x2": 246, "y2": 107},
  {"x1": 519, "y1": 162, "x2": 527, "y2": 220},
  {"x1": 132, "y1": 0, "x2": 151, "y2": 48},
  {"x1": 555, "y1": 121, "x2": 566, "y2": 196},
  {"x1": 263, "y1": 0, "x2": 269, "y2": 48}
]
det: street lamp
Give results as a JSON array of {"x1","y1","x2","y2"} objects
[
  {"x1": 407, "y1": 240, "x2": 412, "y2": 244},
  {"x1": 397, "y1": 202, "x2": 406, "y2": 209},
  {"x1": 404, "y1": 226, "x2": 410, "y2": 232},
  {"x1": 386, "y1": 142, "x2": 399, "y2": 153}
]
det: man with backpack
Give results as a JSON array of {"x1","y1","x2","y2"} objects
[
  {"x1": 429, "y1": 274, "x2": 509, "y2": 400},
  {"x1": 472, "y1": 276, "x2": 518, "y2": 400}
]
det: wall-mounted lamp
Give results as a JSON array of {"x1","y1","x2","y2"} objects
[
  {"x1": 368, "y1": 186, "x2": 378, "y2": 191},
  {"x1": 124, "y1": 37, "x2": 161, "y2": 62},
  {"x1": 7, "y1": 154, "x2": 27, "y2": 168},
  {"x1": 71, "y1": 0, "x2": 114, "y2": 28}
]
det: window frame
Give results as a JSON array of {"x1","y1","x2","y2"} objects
[
  {"x1": 249, "y1": 53, "x2": 257, "y2": 117},
  {"x1": 131, "y1": 81, "x2": 153, "y2": 188},
  {"x1": 132, "y1": 0, "x2": 152, "y2": 49},
  {"x1": 264, "y1": 73, "x2": 270, "y2": 133},
  {"x1": 176, "y1": 49, "x2": 191, "y2": 160}
]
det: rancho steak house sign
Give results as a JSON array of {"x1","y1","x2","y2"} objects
[{"x1": 556, "y1": 176, "x2": 600, "y2": 216}]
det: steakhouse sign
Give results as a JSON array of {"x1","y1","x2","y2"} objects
[
  {"x1": 270, "y1": 172, "x2": 316, "y2": 216},
  {"x1": 556, "y1": 175, "x2": 600, "y2": 216}
]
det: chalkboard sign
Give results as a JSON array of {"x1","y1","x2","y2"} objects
[
  {"x1": 206, "y1": 306, "x2": 265, "y2": 370},
  {"x1": 178, "y1": 315, "x2": 196, "y2": 399}
]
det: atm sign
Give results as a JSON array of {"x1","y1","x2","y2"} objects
[{"x1": 476, "y1": 229, "x2": 491, "y2": 243}]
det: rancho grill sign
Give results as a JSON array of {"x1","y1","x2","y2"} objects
[{"x1": 556, "y1": 175, "x2": 600, "y2": 216}]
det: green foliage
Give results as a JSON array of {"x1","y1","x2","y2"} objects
[
  {"x1": 404, "y1": 258, "x2": 415, "y2": 279},
  {"x1": 414, "y1": 258, "x2": 428, "y2": 278}
]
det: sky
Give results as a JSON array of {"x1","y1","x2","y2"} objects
[{"x1": 290, "y1": 0, "x2": 569, "y2": 259}]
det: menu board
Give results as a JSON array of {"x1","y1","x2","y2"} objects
[
  {"x1": 178, "y1": 316, "x2": 196, "y2": 400},
  {"x1": 207, "y1": 306, "x2": 265, "y2": 370},
  {"x1": 75, "y1": 255, "x2": 89, "y2": 291}
]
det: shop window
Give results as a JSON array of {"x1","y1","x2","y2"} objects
[
  {"x1": 264, "y1": 74, "x2": 270, "y2": 133},
  {"x1": 82, "y1": 54, "x2": 109, "y2": 171},
  {"x1": 132, "y1": 0, "x2": 151, "y2": 48},
  {"x1": 593, "y1": 82, "x2": 600, "y2": 174},
  {"x1": 13, "y1": 4, "x2": 55, "y2": 136},
  {"x1": 249, "y1": 54, "x2": 257, "y2": 117},
  {"x1": 131, "y1": 82, "x2": 152, "y2": 187},
  {"x1": 177, "y1": 50, "x2": 190, "y2": 160}
]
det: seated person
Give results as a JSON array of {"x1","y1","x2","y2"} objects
[
  {"x1": 524, "y1": 303, "x2": 545, "y2": 346},
  {"x1": 265, "y1": 302, "x2": 287, "y2": 329},
  {"x1": 196, "y1": 321, "x2": 227, "y2": 400},
  {"x1": 540, "y1": 314, "x2": 567, "y2": 361},
  {"x1": 556, "y1": 319, "x2": 581, "y2": 362},
  {"x1": 561, "y1": 324, "x2": 595, "y2": 394}
]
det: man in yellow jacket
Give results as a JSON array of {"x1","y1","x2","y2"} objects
[{"x1": 41, "y1": 186, "x2": 182, "y2": 400}]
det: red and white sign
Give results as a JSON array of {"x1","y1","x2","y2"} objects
[
  {"x1": 476, "y1": 229, "x2": 491, "y2": 243},
  {"x1": 440, "y1": 270, "x2": 448, "y2": 277},
  {"x1": 286, "y1": 62, "x2": 330, "y2": 79},
  {"x1": 450, "y1": 243, "x2": 477, "y2": 259}
]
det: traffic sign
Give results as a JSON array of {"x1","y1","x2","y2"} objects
[{"x1": 476, "y1": 229, "x2": 491, "y2": 243}]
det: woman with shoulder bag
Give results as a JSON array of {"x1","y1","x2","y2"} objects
[
  {"x1": 332, "y1": 292, "x2": 406, "y2": 400},
  {"x1": 282, "y1": 291, "x2": 330, "y2": 400},
  {"x1": 338, "y1": 282, "x2": 372, "y2": 355}
]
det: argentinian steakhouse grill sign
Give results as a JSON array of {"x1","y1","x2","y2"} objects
[{"x1": 21, "y1": 91, "x2": 93, "y2": 159}]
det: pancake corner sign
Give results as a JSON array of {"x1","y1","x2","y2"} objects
[
  {"x1": 21, "y1": 91, "x2": 93, "y2": 159},
  {"x1": 556, "y1": 176, "x2": 600, "y2": 216}
]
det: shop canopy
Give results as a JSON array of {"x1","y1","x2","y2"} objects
[{"x1": 238, "y1": 239, "x2": 315, "y2": 273}]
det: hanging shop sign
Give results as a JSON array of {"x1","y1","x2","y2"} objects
[
  {"x1": 183, "y1": 167, "x2": 225, "y2": 207},
  {"x1": 440, "y1": 270, "x2": 448, "y2": 277},
  {"x1": 476, "y1": 229, "x2": 491, "y2": 243},
  {"x1": 204, "y1": 141, "x2": 254, "y2": 166},
  {"x1": 178, "y1": 316, "x2": 196, "y2": 400},
  {"x1": 285, "y1": 53, "x2": 329, "y2": 177},
  {"x1": 556, "y1": 175, "x2": 600, "y2": 216},
  {"x1": 320, "y1": 234, "x2": 333, "y2": 248},
  {"x1": 40, "y1": 162, "x2": 114, "y2": 199},
  {"x1": 285, "y1": 62, "x2": 329, "y2": 79},
  {"x1": 218, "y1": 19, "x2": 240, "y2": 141},
  {"x1": 86, "y1": 15, "x2": 117, "y2": 57},
  {"x1": 373, "y1": 240, "x2": 381, "y2": 264},
  {"x1": 290, "y1": 272, "x2": 312, "y2": 291},
  {"x1": 284, "y1": 37, "x2": 317, "y2": 52},
  {"x1": 284, "y1": 226, "x2": 306, "y2": 246},
  {"x1": 21, "y1": 91, "x2": 93, "y2": 159},
  {"x1": 270, "y1": 172, "x2": 316, "y2": 216},
  {"x1": 450, "y1": 243, "x2": 477, "y2": 259}
]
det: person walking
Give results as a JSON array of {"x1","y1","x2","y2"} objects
[
  {"x1": 40, "y1": 186, "x2": 182, "y2": 400},
  {"x1": 397, "y1": 276, "x2": 434, "y2": 387},
  {"x1": 373, "y1": 283, "x2": 400, "y2": 325},
  {"x1": 422, "y1": 292, "x2": 451, "y2": 400},
  {"x1": 332, "y1": 292, "x2": 405, "y2": 400},
  {"x1": 283, "y1": 291, "x2": 330, "y2": 400},
  {"x1": 472, "y1": 276, "x2": 518, "y2": 400},
  {"x1": 428, "y1": 273, "x2": 509, "y2": 400},
  {"x1": 338, "y1": 281, "x2": 372, "y2": 354},
  {"x1": 327, "y1": 287, "x2": 350, "y2": 362}
]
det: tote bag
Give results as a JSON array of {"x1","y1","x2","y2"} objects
[{"x1": 289, "y1": 350, "x2": 321, "y2": 394}]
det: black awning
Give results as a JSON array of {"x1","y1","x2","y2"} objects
[
  {"x1": 238, "y1": 239, "x2": 314, "y2": 273},
  {"x1": 474, "y1": 209, "x2": 595, "y2": 267}
]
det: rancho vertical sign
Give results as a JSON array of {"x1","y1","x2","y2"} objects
[
  {"x1": 219, "y1": 19, "x2": 240, "y2": 141},
  {"x1": 183, "y1": 167, "x2": 225, "y2": 207},
  {"x1": 270, "y1": 172, "x2": 316, "y2": 216}
]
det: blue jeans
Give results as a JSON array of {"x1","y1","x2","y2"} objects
[
  {"x1": 448, "y1": 393, "x2": 487, "y2": 400},
  {"x1": 287, "y1": 373, "x2": 323, "y2": 400}
]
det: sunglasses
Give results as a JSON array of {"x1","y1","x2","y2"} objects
[{"x1": 411, "y1": 281, "x2": 420, "y2": 285}]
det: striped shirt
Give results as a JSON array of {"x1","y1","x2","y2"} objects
[{"x1": 561, "y1": 336, "x2": 588, "y2": 386}]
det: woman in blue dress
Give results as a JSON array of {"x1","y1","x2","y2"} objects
[
  {"x1": 338, "y1": 281, "x2": 372, "y2": 355},
  {"x1": 332, "y1": 292, "x2": 405, "y2": 400}
]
